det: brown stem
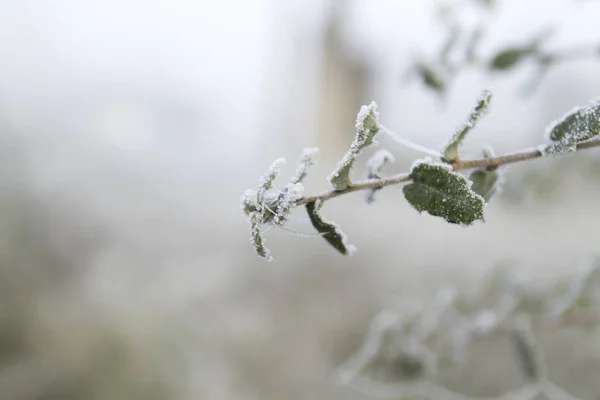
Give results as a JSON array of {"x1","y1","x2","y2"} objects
[{"x1": 295, "y1": 138, "x2": 600, "y2": 206}]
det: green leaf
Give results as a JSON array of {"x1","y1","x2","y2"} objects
[
  {"x1": 544, "y1": 97, "x2": 600, "y2": 155},
  {"x1": 306, "y1": 200, "x2": 355, "y2": 255},
  {"x1": 468, "y1": 147, "x2": 502, "y2": 202},
  {"x1": 417, "y1": 63, "x2": 446, "y2": 93},
  {"x1": 403, "y1": 161, "x2": 485, "y2": 226},
  {"x1": 328, "y1": 102, "x2": 381, "y2": 190},
  {"x1": 489, "y1": 29, "x2": 553, "y2": 71},
  {"x1": 469, "y1": 169, "x2": 499, "y2": 202},
  {"x1": 364, "y1": 149, "x2": 395, "y2": 204},
  {"x1": 443, "y1": 90, "x2": 492, "y2": 162},
  {"x1": 489, "y1": 47, "x2": 535, "y2": 70}
]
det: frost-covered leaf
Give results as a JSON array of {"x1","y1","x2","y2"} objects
[
  {"x1": 241, "y1": 189, "x2": 258, "y2": 217},
  {"x1": 291, "y1": 147, "x2": 319, "y2": 184},
  {"x1": 443, "y1": 91, "x2": 492, "y2": 162},
  {"x1": 543, "y1": 97, "x2": 600, "y2": 155},
  {"x1": 403, "y1": 160, "x2": 485, "y2": 225},
  {"x1": 249, "y1": 213, "x2": 272, "y2": 262},
  {"x1": 242, "y1": 154, "x2": 310, "y2": 261},
  {"x1": 364, "y1": 149, "x2": 395, "y2": 204},
  {"x1": 328, "y1": 102, "x2": 381, "y2": 190},
  {"x1": 273, "y1": 182, "x2": 304, "y2": 225},
  {"x1": 306, "y1": 200, "x2": 355, "y2": 255},
  {"x1": 468, "y1": 147, "x2": 503, "y2": 202},
  {"x1": 417, "y1": 63, "x2": 446, "y2": 93},
  {"x1": 257, "y1": 158, "x2": 286, "y2": 204}
]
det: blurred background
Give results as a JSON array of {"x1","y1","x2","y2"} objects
[{"x1": 1, "y1": 0, "x2": 600, "y2": 399}]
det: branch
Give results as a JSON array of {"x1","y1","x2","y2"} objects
[{"x1": 295, "y1": 138, "x2": 600, "y2": 206}]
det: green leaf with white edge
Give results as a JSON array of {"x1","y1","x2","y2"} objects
[
  {"x1": 291, "y1": 147, "x2": 319, "y2": 184},
  {"x1": 543, "y1": 97, "x2": 600, "y2": 155},
  {"x1": 257, "y1": 158, "x2": 286, "y2": 204},
  {"x1": 249, "y1": 213, "x2": 272, "y2": 262},
  {"x1": 403, "y1": 160, "x2": 485, "y2": 226},
  {"x1": 328, "y1": 102, "x2": 381, "y2": 190},
  {"x1": 443, "y1": 90, "x2": 492, "y2": 162},
  {"x1": 306, "y1": 200, "x2": 355, "y2": 255},
  {"x1": 365, "y1": 149, "x2": 395, "y2": 204},
  {"x1": 468, "y1": 147, "x2": 502, "y2": 202}
]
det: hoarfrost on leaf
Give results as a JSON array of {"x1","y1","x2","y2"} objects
[
  {"x1": 250, "y1": 213, "x2": 272, "y2": 262},
  {"x1": 306, "y1": 200, "x2": 356, "y2": 255},
  {"x1": 291, "y1": 147, "x2": 319, "y2": 184},
  {"x1": 328, "y1": 102, "x2": 381, "y2": 190},
  {"x1": 242, "y1": 148, "x2": 320, "y2": 261},
  {"x1": 273, "y1": 182, "x2": 304, "y2": 225},
  {"x1": 403, "y1": 161, "x2": 485, "y2": 226},
  {"x1": 365, "y1": 149, "x2": 396, "y2": 204},
  {"x1": 257, "y1": 158, "x2": 286, "y2": 204},
  {"x1": 543, "y1": 97, "x2": 600, "y2": 155},
  {"x1": 443, "y1": 90, "x2": 492, "y2": 162}
]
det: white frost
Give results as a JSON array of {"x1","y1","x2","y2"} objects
[
  {"x1": 409, "y1": 157, "x2": 453, "y2": 172},
  {"x1": 355, "y1": 101, "x2": 379, "y2": 131}
]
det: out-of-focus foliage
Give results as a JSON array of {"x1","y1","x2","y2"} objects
[{"x1": 338, "y1": 261, "x2": 600, "y2": 399}]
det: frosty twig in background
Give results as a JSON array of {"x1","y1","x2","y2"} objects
[
  {"x1": 241, "y1": 93, "x2": 600, "y2": 261},
  {"x1": 337, "y1": 260, "x2": 600, "y2": 400}
]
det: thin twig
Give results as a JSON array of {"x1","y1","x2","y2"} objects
[{"x1": 295, "y1": 138, "x2": 600, "y2": 206}]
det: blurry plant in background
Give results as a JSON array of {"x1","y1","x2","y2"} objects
[
  {"x1": 410, "y1": 0, "x2": 600, "y2": 97},
  {"x1": 2, "y1": 0, "x2": 600, "y2": 399}
]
